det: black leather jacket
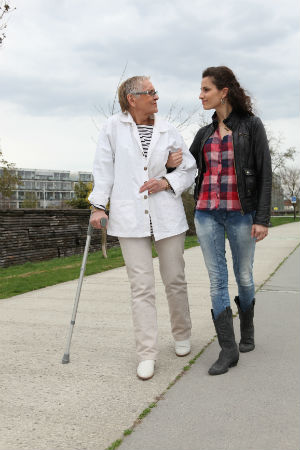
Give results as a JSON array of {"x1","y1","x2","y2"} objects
[{"x1": 189, "y1": 111, "x2": 272, "y2": 226}]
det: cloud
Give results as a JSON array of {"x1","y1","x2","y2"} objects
[
  {"x1": 0, "y1": 0, "x2": 299, "y2": 170},
  {"x1": 1, "y1": 0, "x2": 299, "y2": 117}
]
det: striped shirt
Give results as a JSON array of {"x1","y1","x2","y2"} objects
[
  {"x1": 137, "y1": 125, "x2": 153, "y2": 158},
  {"x1": 137, "y1": 124, "x2": 154, "y2": 234},
  {"x1": 196, "y1": 128, "x2": 241, "y2": 211}
]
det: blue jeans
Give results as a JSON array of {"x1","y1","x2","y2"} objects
[{"x1": 194, "y1": 210, "x2": 256, "y2": 319}]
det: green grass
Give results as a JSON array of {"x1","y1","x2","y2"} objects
[
  {"x1": 0, "y1": 218, "x2": 297, "y2": 300},
  {"x1": 0, "y1": 246, "x2": 125, "y2": 299},
  {"x1": 0, "y1": 236, "x2": 199, "y2": 299},
  {"x1": 270, "y1": 216, "x2": 299, "y2": 226},
  {"x1": 106, "y1": 439, "x2": 122, "y2": 450}
]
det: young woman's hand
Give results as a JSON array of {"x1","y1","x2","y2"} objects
[
  {"x1": 251, "y1": 224, "x2": 268, "y2": 242},
  {"x1": 166, "y1": 149, "x2": 183, "y2": 168}
]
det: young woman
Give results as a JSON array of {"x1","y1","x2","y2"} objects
[{"x1": 190, "y1": 66, "x2": 272, "y2": 375}]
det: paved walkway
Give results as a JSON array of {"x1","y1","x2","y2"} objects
[
  {"x1": 121, "y1": 245, "x2": 300, "y2": 450},
  {"x1": 0, "y1": 222, "x2": 299, "y2": 450}
]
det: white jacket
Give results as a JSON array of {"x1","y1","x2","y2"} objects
[{"x1": 88, "y1": 112, "x2": 197, "y2": 240}]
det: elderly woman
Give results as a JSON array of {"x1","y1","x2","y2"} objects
[{"x1": 88, "y1": 76, "x2": 196, "y2": 380}]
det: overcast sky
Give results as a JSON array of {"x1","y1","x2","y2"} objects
[{"x1": 0, "y1": 0, "x2": 299, "y2": 172}]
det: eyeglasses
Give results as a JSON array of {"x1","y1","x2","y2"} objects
[{"x1": 131, "y1": 90, "x2": 158, "y2": 97}]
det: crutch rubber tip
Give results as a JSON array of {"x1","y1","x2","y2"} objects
[{"x1": 62, "y1": 353, "x2": 70, "y2": 364}]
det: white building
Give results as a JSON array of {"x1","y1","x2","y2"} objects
[{"x1": 0, "y1": 168, "x2": 93, "y2": 209}]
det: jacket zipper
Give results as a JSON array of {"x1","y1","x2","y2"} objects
[{"x1": 232, "y1": 133, "x2": 244, "y2": 215}]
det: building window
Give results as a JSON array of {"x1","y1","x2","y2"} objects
[{"x1": 24, "y1": 181, "x2": 32, "y2": 189}]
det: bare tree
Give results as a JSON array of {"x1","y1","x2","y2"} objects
[
  {"x1": 164, "y1": 102, "x2": 205, "y2": 132},
  {"x1": 0, "y1": 148, "x2": 22, "y2": 208},
  {"x1": 93, "y1": 64, "x2": 206, "y2": 134},
  {"x1": 280, "y1": 166, "x2": 300, "y2": 220},
  {"x1": 266, "y1": 130, "x2": 296, "y2": 174},
  {"x1": 263, "y1": 129, "x2": 297, "y2": 214},
  {"x1": 92, "y1": 63, "x2": 128, "y2": 131},
  {"x1": 0, "y1": 1, "x2": 15, "y2": 46}
]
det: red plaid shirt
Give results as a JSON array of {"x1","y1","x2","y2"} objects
[{"x1": 196, "y1": 128, "x2": 241, "y2": 211}]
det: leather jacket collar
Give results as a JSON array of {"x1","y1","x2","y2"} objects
[{"x1": 211, "y1": 110, "x2": 250, "y2": 131}]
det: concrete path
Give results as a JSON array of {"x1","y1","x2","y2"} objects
[
  {"x1": 120, "y1": 245, "x2": 300, "y2": 450},
  {"x1": 0, "y1": 222, "x2": 299, "y2": 450}
]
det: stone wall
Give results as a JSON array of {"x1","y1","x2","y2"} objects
[{"x1": 0, "y1": 209, "x2": 118, "y2": 268}]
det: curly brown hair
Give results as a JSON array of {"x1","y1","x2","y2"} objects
[{"x1": 202, "y1": 66, "x2": 254, "y2": 116}]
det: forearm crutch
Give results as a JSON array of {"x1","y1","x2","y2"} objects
[{"x1": 62, "y1": 217, "x2": 107, "y2": 364}]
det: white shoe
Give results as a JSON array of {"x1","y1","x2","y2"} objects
[
  {"x1": 137, "y1": 360, "x2": 155, "y2": 380},
  {"x1": 175, "y1": 339, "x2": 191, "y2": 357}
]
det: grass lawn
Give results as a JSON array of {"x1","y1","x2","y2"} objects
[
  {"x1": 270, "y1": 216, "x2": 299, "y2": 226},
  {"x1": 0, "y1": 236, "x2": 199, "y2": 299},
  {"x1": 0, "y1": 217, "x2": 298, "y2": 299}
]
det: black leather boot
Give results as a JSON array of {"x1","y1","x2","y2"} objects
[
  {"x1": 209, "y1": 307, "x2": 239, "y2": 376},
  {"x1": 234, "y1": 296, "x2": 255, "y2": 352}
]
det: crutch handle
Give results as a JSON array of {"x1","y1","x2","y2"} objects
[{"x1": 100, "y1": 217, "x2": 107, "y2": 228}]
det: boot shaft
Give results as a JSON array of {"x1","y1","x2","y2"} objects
[
  {"x1": 234, "y1": 296, "x2": 255, "y2": 327},
  {"x1": 234, "y1": 296, "x2": 255, "y2": 352},
  {"x1": 209, "y1": 306, "x2": 239, "y2": 375},
  {"x1": 211, "y1": 307, "x2": 237, "y2": 350}
]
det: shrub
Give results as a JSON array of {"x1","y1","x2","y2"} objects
[{"x1": 182, "y1": 190, "x2": 196, "y2": 235}]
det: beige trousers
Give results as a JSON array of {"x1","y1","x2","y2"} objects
[{"x1": 119, "y1": 233, "x2": 192, "y2": 361}]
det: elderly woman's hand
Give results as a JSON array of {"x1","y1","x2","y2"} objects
[
  {"x1": 166, "y1": 149, "x2": 183, "y2": 168},
  {"x1": 90, "y1": 209, "x2": 108, "y2": 229},
  {"x1": 251, "y1": 224, "x2": 268, "y2": 242},
  {"x1": 140, "y1": 178, "x2": 169, "y2": 195}
]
